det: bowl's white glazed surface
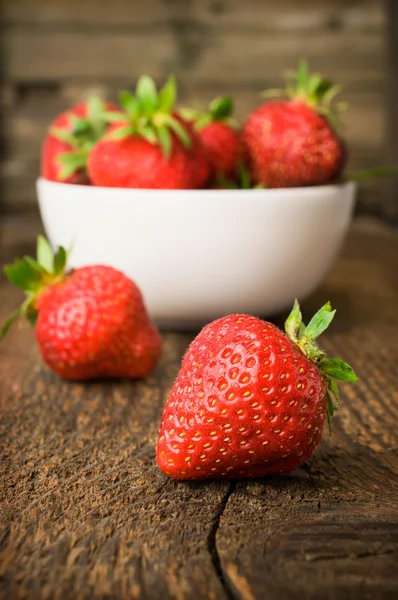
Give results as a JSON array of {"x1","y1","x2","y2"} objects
[{"x1": 37, "y1": 179, "x2": 356, "y2": 328}]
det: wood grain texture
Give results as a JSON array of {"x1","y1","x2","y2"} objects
[
  {"x1": 0, "y1": 215, "x2": 397, "y2": 599},
  {"x1": 4, "y1": 29, "x2": 385, "y2": 84},
  {"x1": 385, "y1": 0, "x2": 398, "y2": 223},
  {"x1": 3, "y1": 0, "x2": 385, "y2": 30}
]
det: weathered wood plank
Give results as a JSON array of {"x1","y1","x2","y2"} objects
[
  {"x1": 3, "y1": 0, "x2": 385, "y2": 31},
  {"x1": 3, "y1": 30, "x2": 175, "y2": 81},
  {"x1": 217, "y1": 223, "x2": 398, "y2": 599},
  {"x1": 3, "y1": 30, "x2": 385, "y2": 85},
  {"x1": 0, "y1": 215, "x2": 397, "y2": 598},
  {"x1": 0, "y1": 238, "x2": 229, "y2": 598},
  {"x1": 385, "y1": 0, "x2": 398, "y2": 223}
]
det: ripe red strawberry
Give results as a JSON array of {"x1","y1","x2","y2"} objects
[
  {"x1": 87, "y1": 76, "x2": 210, "y2": 189},
  {"x1": 157, "y1": 301, "x2": 357, "y2": 480},
  {"x1": 1, "y1": 237, "x2": 161, "y2": 380},
  {"x1": 41, "y1": 97, "x2": 119, "y2": 184},
  {"x1": 180, "y1": 97, "x2": 243, "y2": 180},
  {"x1": 242, "y1": 61, "x2": 346, "y2": 188}
]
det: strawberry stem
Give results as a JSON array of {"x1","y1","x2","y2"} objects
[
  {"x1": 262, "y1": 59, "x2": 346, "y2": 130},
  {"x1": 178, "y1": 96, "x2": 238, "y2": 131},
  {"x1": 341, "y1": 165, "x2": 398, "y2": 183},
  {"x1": 285, "y1": 300, "x2": 358, "y2": 429},
  {"x1": 109, "y1": 75, "x2": 192, "y2": 158}
]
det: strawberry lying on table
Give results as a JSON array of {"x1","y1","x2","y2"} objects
[
  {"x1": 1, "y1": 237, "x2": 161, "y2": 380},
  {"x1": 157, "y1": 301, "x2": 357, "y2": 480}
]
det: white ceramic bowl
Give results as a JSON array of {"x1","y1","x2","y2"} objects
[{"x1": 37, "y1": 178, "x2": 356, "y2": 329}]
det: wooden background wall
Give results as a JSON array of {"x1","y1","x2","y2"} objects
[{"x1": 1, "y1": 0, "x2": 388, "y2": 215}]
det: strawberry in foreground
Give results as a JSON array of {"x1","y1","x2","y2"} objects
[
  {"x1": 41, "y1": 97, "x2": 119, "y2": 184},
  {"x1": 88, "y1": 76, "x2": 210, "y2": 189},
  {"x1": 180, "y1": 96, "x2": 243, "y2": 180},
  {"x1": 242, "y1": 60, "x2": 346, "y2": 188},
  {"x1": 1, "y1": 237, "x2": 162, "y2": 380},
  {"x1": 157, "y1": 301, "x2": 357, "y2": 480}
]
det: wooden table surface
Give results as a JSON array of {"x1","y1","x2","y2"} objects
[{"x1": 1, "y1": 215, "x2": 397, "y2": 600}]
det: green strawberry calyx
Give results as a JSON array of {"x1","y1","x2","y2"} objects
[
  {"x1": 285, "y1": 300, "x2": 358, "y2": 430},
  {"x1": 0, "y1": 236, "x2": 69, "y2": 340},
  {"x1": 262, "y1": 59, "x2": 347, "y2": 129},
  {"x1": 179, "y1": 96, "x2": 238, "y2": 131},
  {"x1": 214, "y1": 164, "x2": 264, "y2": 190},
  {"x1": 50, "y1": 96, "x2": 114, "y2": 181},
  {"x1": 106, "y1": 75, "x2": 192, "y2": 158}
]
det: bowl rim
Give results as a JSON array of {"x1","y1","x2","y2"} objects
[{"x1": 37, "y1": 177, "x2": 356, "y2": 197}]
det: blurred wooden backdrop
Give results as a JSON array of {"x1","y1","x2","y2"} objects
[{"x1": 1, "y1": 0, "x2": 389, "y2": 215}]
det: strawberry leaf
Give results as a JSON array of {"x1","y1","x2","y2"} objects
[
  {"x1": 136, "y1": 75, "x2": 158, "y2": 113},
  {"x1": 120, "y1": 91, "x2": 140, "y2": 121},
  {"x1": 138, "y1": 124, "x2": 158, "y2": 145},
  {"x1": 285, "y1": 299, "x2": 303, "y2": 342},
  {"x1": 158, "y1": 75, "x2": 176, "y2": 113},
  {"x1": 23, "y1": 256, "x2": 48, "y2": 275},
  {"x1": 53, "y1": 246, "x2": 67, "y2": 275},
  {"x1": 56, "y1": 150, "x2": 87, "y2": 180},
  {"x1": 343, "y1": 165, "x2": 398, "y2": 183},
  {"x1": 0, "y1": 309, "x2": 21, "y2": 341},
  {"x1": 209, "y1": 96, "x2": 233, "y2": 120},
  {"x1": 69, "y1": 115, "x2": 91, "y2": 136},
  {"x1": 165, "y1": 116, "x2": 191, "y2": 148},
  {"x1": 239, "y1": 164, "x2": 251, "y2": 189},
  {"x1": 104, "y1": 111, "x2": 128, "y2": 123},
  {"x1": 4, "y1": 260, "x2": 41, "y2": 292},
  {"x1": 303, "y1": 302, "x2": 335, "y2": 341},
  {"x1": 327, "y1": 377, "x2": 340, "y2": 403},
  {"x1": 178, "y1": 107, "x2": 200, "y2": 121},
  {"x1": 157, "y1": 125, "x2": 172, "y2": 158},
  {"x1": 326, "y1": 390, "x2": 335, "y2": 432},
  {"x1": 195, "y1": 114, "x2": 212, "y2": 130},
  {"x1": 297, "y1": 59, "x2": 309, "y2": 94},
  {"x1": 108, "y1": 125, "x2": 135, "y2": 141},
  {"x1": 87, "y1": 96, "x2": 105, "y2": 126},
  {"x1": 321, "y1": 358, "x2": 358, "y2": 383},
  {"x1": 37, "y1": 236, "x2": 54, "y2": 272},
  {"x1": 50, "y1": 127, "x2": 79, "y2": 147}
]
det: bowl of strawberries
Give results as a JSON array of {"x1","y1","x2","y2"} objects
[{"x1": 37, "y1": 62, "x2": 358, "y2": 328}]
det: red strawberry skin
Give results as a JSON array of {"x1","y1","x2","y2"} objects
[
  {"x1": 35, "y1": 265, "x2": 161, "y2": 380},
  {"x1": 242, "y1": 100, "x2": 344, "y2": 188},
  {"x1": 198, "y1": 122, "x2": 242, "y2": 179},
  {"x1": 157, "y1": 314, "x2": 326, "y2": 480},
  {"x1": 88, "y1": 120, "x2": 210, "y2": 190},
  {"x1": 41, "y1": 101, "x2": 118, "y2": 184}
]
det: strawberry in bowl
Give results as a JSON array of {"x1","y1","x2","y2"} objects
[
  {"x1": 242, "y1": 60, "x2": 346, "y2": 188},
  {"x1": 41, "y1": 96, "x2": 119, "y2": 184},
  {"x1": 179, "y1": 96, "x2": 244, "y2": 182},
  {"x1": 87, "y1": 76, "x2": 210, "y2": 189}
]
